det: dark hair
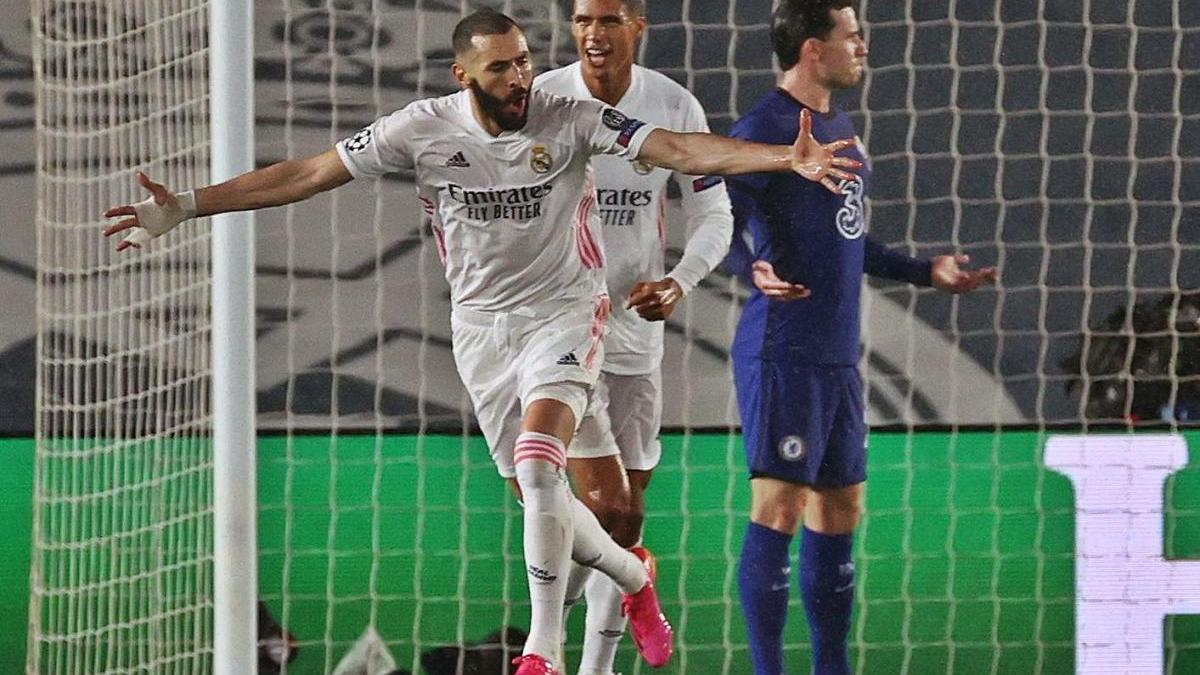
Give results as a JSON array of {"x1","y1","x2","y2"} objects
[
  {"x1": 771, "y1": 0, "x2": 854, "y2": 70},
  {"x1": 452, "y1": 8, "x2": 521, "y2": 56},
  {"x1": 571, "y1": 0, "x2": 646, "y2": 18},
  {"x1": 625, "y1": 0, "x2": 646, "y2": 16}
]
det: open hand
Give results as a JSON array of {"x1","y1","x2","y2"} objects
[
  {"x1": 752, "y1": 260, "x2": 811, "y2": 301},
  {"x1": 102, "y1": 172, "x2": 193, "y2": 252},
  {"x1": 626, "y1": 278, "x2": 683, "y2": 321},
  {"x1": 791, "y1": 108, "x2": 862, "y2": 195},
  {"x1": 931, "y1": 253, "x2": 998, "y2": 294}
]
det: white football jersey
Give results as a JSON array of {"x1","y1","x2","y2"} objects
[
  {"x1": 535, "y1": 63, "x2": 733, "y2": 375},
  {"x1": 335, "y1": 88, "x2": 657, "y2": 313}
]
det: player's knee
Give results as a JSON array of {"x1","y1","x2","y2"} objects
[
  {"x1": 753, "y1": 509, "x2": 803, "y2": 534},
  {"x1": 750, "y1": 493, "x2": 805, "y2": 534},
  {"x1": 834, "y1": 496, "x2": 863, "y2": 522},
  {"x1": 823, "y1": 499, "x2": 862, "y2": 531},
  {"x1": 586, "y1": 492, "x2": 632, "y2": 536},
  {"x1": 611, "y1": 508, "x2": 644, "y2": 548},
  {"x1": 749, "y1": 476, "x2": 808, "y2": 533},
  {"x1": 808, "y1": 487, "x2": 863, "y2": 533}
]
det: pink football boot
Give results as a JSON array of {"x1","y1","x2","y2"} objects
[{"x1": 621, "y1": 546, "x2": 674, "y2": 668}]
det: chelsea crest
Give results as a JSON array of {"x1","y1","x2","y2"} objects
[{"x1": 778, "y1": 435, "x2": 806, "y2": 461}]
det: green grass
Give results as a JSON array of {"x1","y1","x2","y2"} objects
[
  {"x1": 8, "y1": 432, "x2": 1200, "y2": 673},
  {"x1": 253, "y1": 431, "x2": 1200, "y2": 674}
]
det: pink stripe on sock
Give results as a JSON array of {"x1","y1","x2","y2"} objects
[{"x1": 514, "y1": 449, "x2": 566, "y2": 468}]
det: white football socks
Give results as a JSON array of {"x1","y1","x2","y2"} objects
[
  {"x1": 579, "y1": 532, "x2": 644, "y2": 675},
  {"x1": 563, "y1": 561, "x2": 593, "y2": 627},
  {"x1": 578, "y1": 570, "x2": 627, "y2": 675},
  {"x1": 514, "y1": 432, "x2": 573, "y2": 663},
  {"x1": 569, "y1": 499, "x2": 647, "y2": 594}
]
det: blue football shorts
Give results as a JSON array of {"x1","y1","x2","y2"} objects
[{"x1": 734, "y1": 358, "x2": 868, "y2": 488}]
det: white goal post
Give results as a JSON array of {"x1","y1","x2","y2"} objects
[{"x1": 209, "y1": 0, "x2": 258, "y2": 672}]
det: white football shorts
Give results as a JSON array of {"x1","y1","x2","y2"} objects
[
  {"x1": 451, "y1": 294, "x2": 611, "y2": 478},
  {"x1": 568, "y1": 367, "x2": 663, "y2": 472}
]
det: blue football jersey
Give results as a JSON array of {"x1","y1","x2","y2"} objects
[{"x1": 725, "y1": 88, "x2": 931, "y2": 366}]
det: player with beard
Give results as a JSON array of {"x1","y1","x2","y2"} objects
[
  {"x1": 723, "y1": 2, "x2": 997, "y2": 673},
  {"x1": 102, "y1": 9, "x2": 861, "y2": 675},
  {"x1": 534, "y1": 2, "x2": 744, "y2": 673}
]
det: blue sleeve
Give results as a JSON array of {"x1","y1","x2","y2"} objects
[
  {"x1": 863, "y1": 236, "x2": 933, "y2": 286},
  {"x1": 721, "y1": 112, "x2": 775, "y2": 288},
  {"x1": 722, "y1": 176, "x2": 764, "y2": 287}
]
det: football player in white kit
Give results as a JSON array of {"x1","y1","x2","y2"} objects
[
  {"x1": 535, "y1": 1, "x2": 736, "y2": 673},
  {"x1": 102, "y1": 10, "x2": 861, "y2": 675}
]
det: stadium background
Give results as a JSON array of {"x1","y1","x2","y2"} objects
[{"x1": 3, "y1": 0, "x2": 1200, "y2": 672}]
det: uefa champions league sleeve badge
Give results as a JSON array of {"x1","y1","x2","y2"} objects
[
  {"x1": 602, "y1": 108, "x2": 627, "y2": 130},
  {"x1": 345, "y1": 128, "x2": 372, "y2": 153}
]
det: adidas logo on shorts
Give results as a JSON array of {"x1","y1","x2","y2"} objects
[
  {"x1": 556, "y1": 352, "x2": 580, "y2": 366},
  {"x1": 445, "y1": 151, "x2": 470, "y2": 168}
]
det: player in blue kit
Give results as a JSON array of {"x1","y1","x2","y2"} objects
[{"x1": 723, "y1": 2, "x2": 998, "y2": 674}]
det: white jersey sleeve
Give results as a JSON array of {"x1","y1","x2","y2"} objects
[
  {"x1": 334, "y1": 104, "x2": 418, "y2": 177},
  {"x1": 665, "y1": 95, "x2": 734, "y2": 295},
  {"x1": 570, "y1": 98, "x2": 658, "y2": 159}
]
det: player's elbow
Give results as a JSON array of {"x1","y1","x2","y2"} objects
[
  {"x1": 673, "y1": 133, "x2": 711, "y2": 176},
  {"x1": 710, "y1": 214, "x2": 735, "y2": 246},
  {"x1": 649, "y1": 130, "x2": 706, "y2": 176},
  {"x1": 293, "y1": 152, "x2": 351, "y2": 202}
]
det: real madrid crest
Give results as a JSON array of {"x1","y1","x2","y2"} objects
[
  {"x1": 631, "y1": 159, "x2": 652, "y2": 175},
  {"x1": 531, "y1": 145, "x2": 553, "y2": 174}
]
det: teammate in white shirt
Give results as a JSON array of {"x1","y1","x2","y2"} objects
[
  {"x1": 535, "y1": 2, "x2": 735, "y2": 673},
  {"x1": 101, "y1": 9, "x2": 861, "y2": 675}
]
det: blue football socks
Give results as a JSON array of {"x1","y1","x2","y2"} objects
[
  {"x1": 739, "y1": 522, "x2": 794, "y2": 674},
  {"x1": 799, "y1": 527, "x2": 855, "y2": 675}
]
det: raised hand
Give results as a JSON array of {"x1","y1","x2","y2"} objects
[
  {"x1": 752, "y1": 260, "x2": 811, "y2": 301},
  {"x1": 102, "y1": 171, "x2": 196, "y2": 252},
  {"x1": 930, "y1": 253, "x2": 998, "y2": 294},
  {"x1": 626, "y1": 278, "x2": 684, "y2": 321},
  {"x1": 790, "y1": 108, "x2": 862, "y2": 195}
]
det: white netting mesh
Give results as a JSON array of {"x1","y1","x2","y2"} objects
[
  {"x1": 30, "y1": 0, "x2": 213, "y2": 673},
  {"x1": 28, "y1": 0, "x2": 1200, "y2": 673},
  {"x1": 253, "y1": 1, "x2": 1198, "y2": 672}
]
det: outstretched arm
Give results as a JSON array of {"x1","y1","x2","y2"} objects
[
  {"x1": 863, "y1": 236, "x2": 934, "y2": 287},
  {"x1": 103, "y1": 149, "x2": 354, "y2": 251},
  {"x1": 864, "y1": 237, "x2": 998, "y2": 293},
  {"x1": 636, "y1": 109, "x2": 860, "y2": 194},
  {"x1": 196, "y1": 149, "x2": 352, "y2": 217},
  {"x1": 929, "y1": 253, "x2": 998, "y2": 293}
]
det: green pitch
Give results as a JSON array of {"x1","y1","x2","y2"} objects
[
  {"x1": 5, "y1": 433, "x2": 1199, "y2": 673},
  {"x1": 254, "y1": 431, "x2": 1200, "y2": 674}
]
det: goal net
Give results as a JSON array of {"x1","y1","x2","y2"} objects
[
  {"x1": 29, "y1": 0, "x2": 1200, "y2": 673},
  {"x1": 29, "y1": 0, "x2": 214, "y2": 673}
]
